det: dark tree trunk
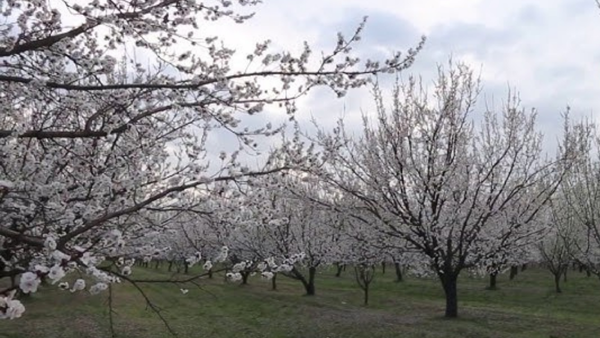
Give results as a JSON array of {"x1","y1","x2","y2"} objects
[
  {"x1": 440, "y1": 273, "x2": 459, "y2": 318},
  {"x1": 521, "y1": 264, "x2": 527, "y2": 272},
  {"x1": 587, "y1": 268, "x2": 591, "y2": 277},
  {"x1": 208, "y1": 269, "x2": 213, "y2": 279},
  {"x1": 353, "y1": 265, "x2": 374, "y2": 306},
  {"x1": 305, "y1": 267, "x2": 316, "y2": 295},
  {"x1": 394, "y1": 262, "x2": 403, "y2": 282},
  {"x1": 183, "y1": 261, "x2": 189, "y2": 274},
  {"x1": 563, "y1": 269, "x2": 567, "y2": 282},
  {"x1": 154, "y1": 260, "x2": 160, "y2": 269},
  {"x1": 290, "y1": 266, "x2": 317, "y2": 296},
  {"x1": 509, "y1": 266, "x2": 518, "y2": 280},
  {"x1": 487, "y1": 272, "x2": 498, "y2": 290},
  {"x1": 579, "y1": 264, "x2": 584, "y2": 273},
  {"x1": 168, "y1": 260, "x2": 174, "y2": 272},
  {"x1": 554, "y1": 273, "x2": 562, "y2": 293},
  {"x1": 271, "y1": 273, "x2": 277, "y2": 290},
  {"x1": 381, "y1": 262, "x2": 386, "y2": 275},
  {"x1": 335, "y1": 263, "x2": 344, "y2": 277},
  {"x1": 241, "y1": 271, "x2": 250, "y2": 285}
]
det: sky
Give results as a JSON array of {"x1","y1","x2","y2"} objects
[{"x1": 199, "y1": 0, "x2": 600, "y2": 158}]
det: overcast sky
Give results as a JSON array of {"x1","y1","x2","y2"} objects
[{"x1": 200, "y1": 0, "x2": 600, "y2": 164}]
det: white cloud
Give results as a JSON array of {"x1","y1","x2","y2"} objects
[{"x1": 206, "y1": 0, "x2": 600, "y2": 144}]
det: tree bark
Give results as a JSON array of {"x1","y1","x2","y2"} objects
[
  {"x1": 521, "y1": 264, "x2": 527, "y2": 272},
  {"x1": 509, "y1": 266, "x2": 518, "y2": 280},
  {"x1": 290, "y1": 266, "x2": 317, "y2": 296},
  {"x1": 241, "y1": 271, "x2": 250, "y2": 285},
  {"x1": 335, "y1": 263, "x2": 344, "y2": 277},
  {"x1": 487, "y1": 272, "x2": 498, "y2": 290},
  {"x1": 305, "y1": 267, "x2": 316, "y2": 295},
  {"x1": 168, "y1": 260, "x2": 173, "y2": 272},
  {"x1": 394, "y1": 262, "x2": 403, "y2": 282},
  {"x1": 381, "y1": 262, "x2": 386, "y2": 275},
  {"x1": 554, "y1": 273, "x2": 562, "y2": 293},
  {"x1": 440, "y1": 273, "x2": 459, "y2": 318},
  {"x1": 563, "y1": 269, "x2": 567, "y2": 283},
  {"x1": 183, "y1": 261, "x2": 189, "y2": 274},
  {"x1": 363, "y1": 285, "x2": 369, "y2": 306},
  {"x1": 271, "y1": 273, "x2": 277, "y2": 290}
]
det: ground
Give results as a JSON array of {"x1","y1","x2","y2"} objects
[{"x1": 1, "y1": 265, "x2": 599, "y2": 338}]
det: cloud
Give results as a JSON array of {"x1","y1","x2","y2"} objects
[{"x1": 154, "y1": 0, "x2": 600, "y2": 161}]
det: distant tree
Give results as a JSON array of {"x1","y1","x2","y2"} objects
[
  {"x1": 560, "y1": 123, "x2": 600, "y2": 279},
  {"x1": 536, "y1": 199, "x2": 578, "y2": 293},
  {"x1": 344, "y1": 221, "x2": 383, "y2": 306}
]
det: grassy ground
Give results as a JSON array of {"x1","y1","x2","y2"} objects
[{"x1": 1, "y1": 265, "x2": 599, "y2": 338}]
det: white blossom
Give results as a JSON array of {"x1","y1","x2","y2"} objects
[
  {"x1": 71, "y1": 279, "x2": 86, "y2": 292},
  {"x1": 19, "y1": 272, "x2": 40, "y2": 294},
  {"x1": 0, "y1": 293, "x2": 25, "y2": 320},
  {"x1": 47, "y1": 265, "x2": 66, "y2": 283}
]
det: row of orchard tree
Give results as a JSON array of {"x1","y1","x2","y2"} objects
[
  {"x1": 125, "y1": 75, "x2": 600, "y2": 316},
  {"x1": 1, "y1": 0, "x2": 600, "y2": 323}
]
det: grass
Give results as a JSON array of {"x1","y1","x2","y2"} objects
[{"x1": 1, "y1": 265, "x2": 600, "y2": 338}]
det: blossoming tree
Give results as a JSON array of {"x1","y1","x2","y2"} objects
[
  {"x1": 308, "y1": 62, "x2": 586, "y2": 318},
  {"x1": 223, "y1": 174, "x2": 343, "y2": 295},
  {"x1": 0, "y1": 0, "x2": 424, "y2": 320}
]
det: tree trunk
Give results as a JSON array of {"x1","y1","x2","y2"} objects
[
  {"x1": 487, "y1": 272, "x2": 498, "y2": 290},
  {"x1": 208, "y1": 269, "x2": 213, "y2": 279},
  {"x1": 394, "y1": 262, "x2": 403, "y2": 282},
  {"x1": 183, "y1": 262, "x2": 189, "y2": 274},
  {"x1": 363, "y1": 285, "x2": 369, "y2": 306},
  {"x1": 291, "y1": 266, "x2": 317, "y2": 296},
  {"x1": 335, "y1": 263, "x2": 344, "y2": 277},
  {"x1": 271, "y1": 273, "x2": 277, "y2": 290},
  {"x1": 521, "y1": 264, "x2": 527, "y2": 272},
  {"x1": 168, "y1": 260, "x2": 174, "y2": 272},
  {"x1": 563, "y1": 269, "x2": 567, "y2": 283},
  {"x1": 554, "y1": 273, "x2": 562, "y2": 293},
  {"x1": 305, "y1": 267, "x2": 316, "y2": 296},
  {"x1": 241, "y1": 271, "x2": 250, "y2": 285},
  {"x1": 587, "y1": 268, "x2": 591, "y2": 277},
  {"x1": 154, "y1": 260, "x2": 160, "y2": 269},
  {"x1": 381, "y1": 262, "x2": 386, "y2": 275},
  {"x1": 509, "y1": 266, "x2": 518, "y2": 280},
  {"x1": 440, "y1": 274, "x2": 459, "y2": 318}
]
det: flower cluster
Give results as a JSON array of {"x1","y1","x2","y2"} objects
[
  {"x1": 0, "y1": 291, "x2": 25, "y2": 320},
  {"x1": 225, "y1": 272, "x2": 243, "y2": 282},
  {"x1": 185, "y1": 252, "x2": 203, "y2": 267}
]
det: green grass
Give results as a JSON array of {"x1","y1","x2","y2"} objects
[{"x1": 2, "y1": 266, "x2": 600, "y2": 338}]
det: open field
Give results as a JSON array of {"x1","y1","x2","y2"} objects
[{"x1": 2, "y1": 266, "x2": 600, "y2": 338}]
